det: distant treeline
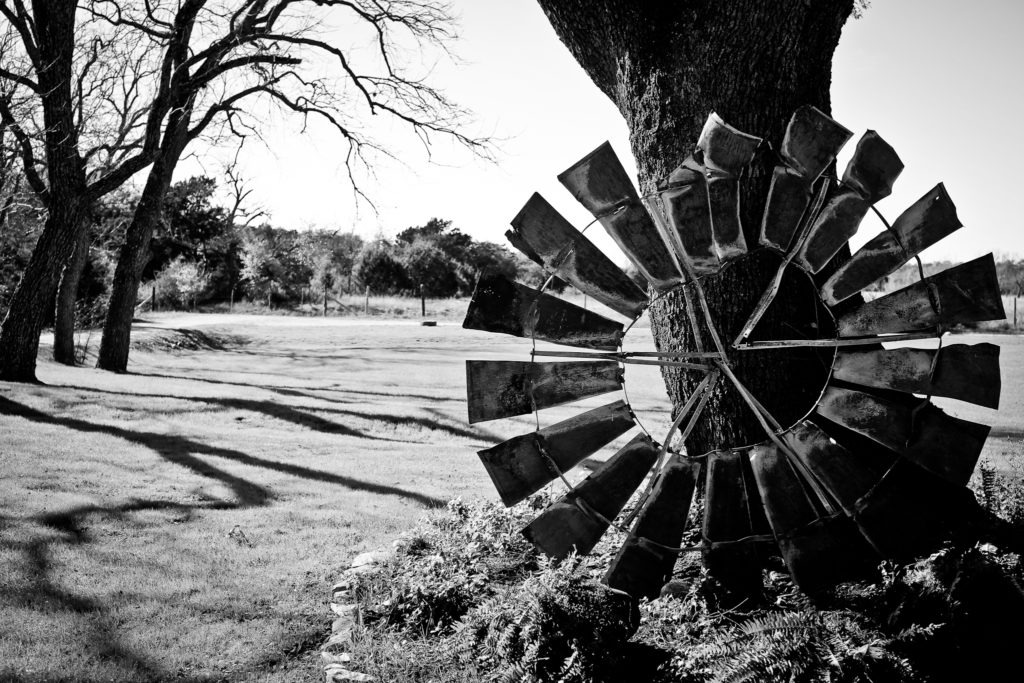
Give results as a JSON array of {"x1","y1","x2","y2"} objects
[
  {"x1": 2, "y1": 182, "x2": 1021, "y2": 323},
  {"x1": 0, "y1": 176, "x2": 553, "y2": 321}
]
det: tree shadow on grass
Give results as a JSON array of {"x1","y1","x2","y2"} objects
[
  {"x1": 60, "y1": 382, "x2": 490, "y2": 443},
  {"x1": 0, "y1": 499, "x2": 229, "y2": 682},
  {"x1": 1, "y1": 396, "x2": 444, "y2": 509},
  {"x1": 132, "y1": 370, "x2": 463, "y2": 405}
]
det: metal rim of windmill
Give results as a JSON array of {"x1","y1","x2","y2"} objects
[{"x1": 462, "y1": 105, "x2": 1004, "y2": 598}]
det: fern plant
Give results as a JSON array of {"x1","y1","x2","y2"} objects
[{"x1": 671, "y1": 608, "x2": 923, "y2": 683}]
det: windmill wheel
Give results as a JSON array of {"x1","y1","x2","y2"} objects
[{"x1": 462, "y1": 107, "x2": 1004, "y2": 598}]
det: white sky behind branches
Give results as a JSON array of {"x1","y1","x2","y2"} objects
[{"x1": 179, "y1": 0, "x2": 1024, "y2": 264}]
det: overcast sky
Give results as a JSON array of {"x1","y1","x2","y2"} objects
[{"x1": 183, "y1": 0, "x2": 1024, "y2": 264}]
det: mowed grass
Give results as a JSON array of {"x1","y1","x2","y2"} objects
[
  {"x1": 0, "y1": 316, "x2": 536, "y2": 682},
  {"x1": 1, "y1": 309, "x2": 1021, "y2": 683}
]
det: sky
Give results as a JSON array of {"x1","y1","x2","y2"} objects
[{"x1": 182, "y1": 0, "x2": 1024, "y2": 264}]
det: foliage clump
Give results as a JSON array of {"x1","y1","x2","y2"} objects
[{"x1": 345, "y1": 465, "x2": 1024, "y2": 683}]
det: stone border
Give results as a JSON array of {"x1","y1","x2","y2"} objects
[{"x1": 321, "y1": 550, "x2": 392, "y2": 682}]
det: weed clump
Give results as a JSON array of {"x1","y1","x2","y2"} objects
[{"x1": 344, "y1": 467, "x2": 1024, "y2": 683}]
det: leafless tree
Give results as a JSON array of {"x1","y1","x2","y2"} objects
[
  {"x1": 0, "y1": 0, "x2": 487, "y2": 380},
  {"x1": 89, "y1": 0, "x2": 489, "y2": 372},
  {"x1": 0, "y1": 2, "x2": 168, "y2": 378}
]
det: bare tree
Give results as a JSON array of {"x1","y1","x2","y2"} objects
[
  {"x1": 95, "y1": 0, "x2": 489, "y2": 372},
  {"x1": 0, "y1": 2, "x2": 169, "y2": 379}
]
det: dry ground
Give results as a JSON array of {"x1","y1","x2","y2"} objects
[{"x1": 1, "y1": 312, "x2": 1020, "y2": 682}]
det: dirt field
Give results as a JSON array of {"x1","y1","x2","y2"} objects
[{"x1": 1, "y1": 314, "x2": 1020, "y2": 682}]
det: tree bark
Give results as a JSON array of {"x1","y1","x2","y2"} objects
[
  {"x1": 536, "y1": 0, "x2": 855, "y2": 596},
  {"x1": 536, "y1": 0, "x2": 853, "y2": 448},
  {"x1": 97, "y1": 147, "x2": 182, "y2": 373},
  {"x1": 0, "y1": 2, "x2": 87, "y2": 382},
  {"x1": 52, "y1": 217, "x2": 91, "y2": 365}
]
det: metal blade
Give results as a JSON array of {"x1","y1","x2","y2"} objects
[
  {"x1": 841, "y1": 130, "x2": 904, "y2": 203},
  {"x1": 835, "y1": 254, "x2": 1005, "y2": 336},
  {"x1": 760, "y1": 107, "x2": 852, "y2": 252},
  {"x1": 697, "y1": 113, "x2": 762, "y2": 260},
  {"x1": 850, "y1": 458, "x2": 980, "y2": 562},
  {"x1": 816, "y1": 386, "x2": 989, "y2": 486},
  {"x1": 644, "y1": 162, "x2": 720, "y2": 274},
  {"x1": 703, "y1": 449, "x2": 768, "y2": 596},
  {"x1": 782, "y1": 420, "x2": 961, "y2": 563},
  {"x1": 558, "y1": 142, "x2": 682, "y2": 290},
  {"x1": 760, "y1": 166, "x2": 814, "y2": 251},
  {"x1": 477, "y1": 400, "x2": 635, "y2": 507},
  {"x1": 823, "y1": 183, "x2": 963, "y2": 304},
  {"x1": 784, "y1": 420, "x2": 892, "y2": 514},
  {"x1": 463, "y1": 273, "x2": 624, "y2": 351},
  {"x1": 794, "y1": 187, "x2": 870, "y2": 273},
  {"x1": 795, "y1": 131, "x2": 903, "y2": 273},
  {"x1": 466, "y1": 360, "x2": 623, "y2": 424},
  {"x1": 832, "y1": 343, "x2": 1001, "y2": 409},
  {"x1": 604, "y1": 452, "x2": 701, "y2": 599},
  {"x1": 749, "y1": 442, "x2": 877, "y2": 591},
  {"x1": 508, "y1": 194, "x2": 647, "y2": 319},
  {"x1": 523, "y1": 433, "x2": 659, "y2": 559},
  {"x1": 779, "y1": 105, "x2": 854, "y2": 181}
]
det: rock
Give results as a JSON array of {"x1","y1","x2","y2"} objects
[
  {"x1": 323, "y1": 630, "x2": 352, "y2": 651},
  {"x1": 321, "y1": 652, "x2": 352, "y2": 664},
  {"x1": 325, "y1": 665, "x2": 375, "y2": 682},
  {"x1": 330, "y1": 602, "x2": 357, "y2": 618},
  {"x1": 350, "y1": 550, "x2": 388, "y2": 568}
]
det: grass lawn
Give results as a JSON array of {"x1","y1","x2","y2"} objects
[{"x1": 1, "y1": 311, "x2": 1020, "y2": 682}]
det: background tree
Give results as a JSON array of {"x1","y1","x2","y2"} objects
[
  {"x1": 536, "y1": 0, "x2": 856, "y2": 596},
  {"x1": 0, "y1": 2, "x2": 177, "y2": 379},
  {"x1": 96, "y1": 0, "x2": 489, "y2": 372},
  {"x1": 354, "y1": 240, "x2": 409, "y2": 295}
]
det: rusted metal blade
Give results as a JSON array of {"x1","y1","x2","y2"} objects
[
  {"x1": 795, "y1": 131, "x2": 904, "y2": 274},
  {"x1": 645, "y1": 162, "x2": 720, "y2": 274},
  {"x1": 697, "y1": 113, "x2": 762, "y2": 261},
  {"x1": 604, "y1": 452, "x2": 701, "y2": 599},
  {"x1": 823, "y1": 183, "x2": 963, "y2": 304},
  {"x1": 703, "y1": 449, "x2": 769, "y2": 596},
  {"x1": 558, "y1": 142, "x2": 682, "y2": 290},
  {"x1": 522, "y1": 433, "x2": 659, "y2": 559},
  {"x1": 465, "y1": 360, "x2": 623, "y2": 424},
  {"x1": 841, "y1": 130, "x2": 904, "y2": 203},
  {"x1": 850, "y1": 458, "x2": 979, "y2": 562},
  {"x1": 697, "y1": 112, "x2": 763, "y2": 175},
  {"x1": 779, "y1": 105, "x2": 854, "y2": 181},
  {"x1": 477, "y1": 400, "x2": 635, "y2": 507},
  {"x1": 760, "y1": 167, "x2": 815, "y2": 252},
  {"x1": 794, "y1": 186, "x2": 870, "y2": 273},
  {"x1": 816, "y1": 386, "x2": 989, "y2": 486},
  {"x1": 508, "y1": 194, "x2": 647, "y2": 319},
  {"x1": 463, "y1": 273, "x2": 624, "y2": 351},
  {"x1": 783, "y1": 420, "x2": 893, "y2": 515},
  {"x1": 785, "y1": 419, "x2": 974, "y2": 563},
  {"x1": 749, "y1": 442, "x2": 877, "y2": 591},
  {"x1": 832, "y1": 343, "x2": 1001, "y2": 409},
  {"x1": 835, "y1": 254, "x2": 1005, "y2": 336},
  {"x1": 761, "y1": 107, "x2": 852, "y2": 252}
]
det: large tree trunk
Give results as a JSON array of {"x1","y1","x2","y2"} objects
[
  {"x1": 0, "y1": 202, "x2": 85, "y2": 381},
  {"x1": 0, "y1": 2, "x2": 86, "y2": 382},
  {"x1": 52, "y1": 218, "x2": 91, "y2": 365},
  {"x1": 97, "y1": 145, "x2": 182, "y2": 373},
  {"x1": 537, "y1": 0, "x2": 854, "y2": 596}
]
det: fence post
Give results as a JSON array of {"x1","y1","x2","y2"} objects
[
  {"x1": 151, "y1": 284, "x2": 157, "y2": 313},
  {"x1": 1014, "y1": 297, "x2": 1018, "y2": 328},
  {"x1": 420, "y1": 284, "x2": 425, "y2": 317},
  {"x1": 323, "y1": 288, "x2": 328, "y2": 317},
  {"x1": 364, "y1": 286, "x2": 370, "y2": 315}
]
